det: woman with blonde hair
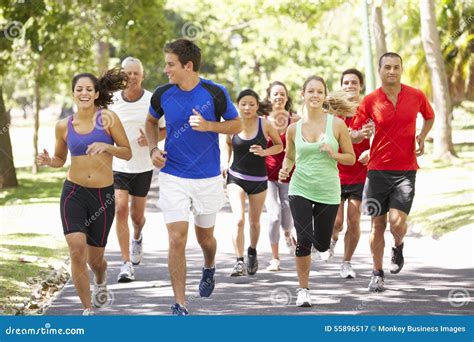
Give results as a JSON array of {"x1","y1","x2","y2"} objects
[{"x1": 279, "y1": 75, "x2": 355, "y2": 307}]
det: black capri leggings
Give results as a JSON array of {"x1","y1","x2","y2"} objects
[{"x1": 289, "y1": 195, "x2": 339, "y2": 257}]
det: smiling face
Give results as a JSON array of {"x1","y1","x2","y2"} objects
[
  {"x1": 341, "y1": 74, "x2": 362, "y2": 99},
  {"x1": 163, "y1": 52, "x2": 192, "y2": 85},
  {"x1": 302, "y1": 79, "x2": 326, "y2": 110},
  {"x1": 238, "y1": 95, "x2": 259, "y2": 119},
  {"x1": 73, "y1": 77, "x2": 99, "y2": 109},
  {"x1": 269, "y1": 84, "x2": 288, "y2": 111},
  {"x1": 123, "y1": 61, "x2": 144, "y2": 92},
  {"x1": 379, "y1": 56, "x2": 403, "y2": 86}
]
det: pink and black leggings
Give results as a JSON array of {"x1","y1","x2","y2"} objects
[{"x1": 60, "y1": 179, "x2": 115, "y2": 247}]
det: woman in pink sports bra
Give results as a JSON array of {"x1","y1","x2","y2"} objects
[{"x1": 37, "y1": 68, "x2": 131, "y2": 315}]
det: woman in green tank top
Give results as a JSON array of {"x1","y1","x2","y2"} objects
[{"x1": 278, "y1": 75, "x2": 355, "y2": 307}]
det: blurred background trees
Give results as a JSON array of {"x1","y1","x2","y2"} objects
[{"x1": 0, "y1": 0, "x2": 472, "y2": 185}]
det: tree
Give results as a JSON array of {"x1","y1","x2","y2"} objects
[
  {"x1": 372, "y1": 0, "x2": 387, "y2": 60},
  {"x1": 420, "y1": 0, "x2": 456, "y2": 160}
]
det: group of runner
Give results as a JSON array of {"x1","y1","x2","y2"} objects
[{"x1": 37, "y1": 38, "x2": 434, "y2": 315}]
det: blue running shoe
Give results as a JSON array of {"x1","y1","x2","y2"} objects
[
  {"x1": 170, "y1": 303, "x2": 189, "y2": 316},
  {"x1": 199, "y1": 267, "x2": 215, "y2": 297}
]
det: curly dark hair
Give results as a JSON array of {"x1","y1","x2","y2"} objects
[{"x1": 71, "y1": 67, "x2": 128, "y2": 108}]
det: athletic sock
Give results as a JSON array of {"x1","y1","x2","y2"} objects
[
  {"x1": 237, "y1": 257, "x2": 244, "y2": 262},
  {"x1": 247, "y1": 246, "x2": 257, "y2": 256}
]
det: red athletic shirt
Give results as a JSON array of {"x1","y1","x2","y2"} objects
[
  {"x1": 350, "y1": 84, "x2": 435, "y2": 171},
  {"x1": 338, "y1": 116, "x2": 370, "y2": 184},
  {"x1": 266, "y1": 129, "x2": 292, "y2": 182}
]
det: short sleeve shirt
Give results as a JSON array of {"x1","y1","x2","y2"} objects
[
  {"x1": 149, "y1": 78, "x2": 238, "y2": 179},
  {"x1": 110, "y1": 90, "x2": 165, "y2": 173},
  {"x1": 350, "y1": 84, "x2": 435, "y2": 171}
]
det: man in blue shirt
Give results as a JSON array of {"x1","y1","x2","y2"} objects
[{"x1": 145, "y1": 39, "x2": 241, "y2": 315}]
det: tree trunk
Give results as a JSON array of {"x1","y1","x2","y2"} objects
[
  {"x1": 419, "y1": 0, "x2": 456, "y2": 160},
  {"x1": 96, "y1": 41, "x2": 110, "y2": 75},
  {"x1": 466, "y1": 59, "x2": 474, "y2": 101},
  {"x1": 372, "y1": 2, "x2": 387, "y2": 60},
  {"x1": 32, "y1": 56, "x2": 45, "y2": 174},
  {"x1": 0, "y1": 86, "x2": 18, "y2": 188}
]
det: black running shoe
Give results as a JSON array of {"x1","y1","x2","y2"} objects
[
  {"x1": 390, "y1": 243, "x2": 404, "y2": 274},
  {"x1": 247, "y1": 252, "x2": 258, "y2": 275}
]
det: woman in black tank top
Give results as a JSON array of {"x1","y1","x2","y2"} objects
[{"x1": 223, "y1": 89, "x2": 283, "y2": 277}]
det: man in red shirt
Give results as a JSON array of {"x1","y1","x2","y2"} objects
[
  {"x1": 351, "y1": 52, "x2": 434, "y2": 292},
  {"x1": 323, "y1": 69, "x2": 371, "y2": 280}
]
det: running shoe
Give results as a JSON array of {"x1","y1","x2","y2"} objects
[
  {"x1": 131, "y1": 234, "x2": 143, "y2": 265},
  {"x1": 368, "y1": 270, "x2": 385, "y2": 292},
  {"x1": 295, "y1": 288, "x2": 312, "y2": 307},
  {"x1": 82, "y1": 308, "x2": 94, "y2": 316},
  {"x1": 390, "y1": 242, "x2": 404, "y2": 274},
  {"x1": 199, "y1": 267, "x2": 215, "y2": 297},
  {"x1": 92, "y1": 272, "x2": 109, "y2": 308},
  {"x1": 247, "y1": 251, "x2": 258, "y2": 275},
  {"x1": 311, "y1": 246, "x2": 322, "y2": 261},
  {"x1": 321, "y1": 239, "x2": 337, "y2": 262},
  {"x1": 266, "y1": 259, "x2": 281, "y2": 272},
  {"x1": 340, "y1": 261, "x2": 356, "y2": 278},
  {"x1": 170, "y1": 303, "x2": 189, "y2": 316},
  {"x1": 230, "y1": 261, "x2": 246, "y2": 277},
  {"x1": 117, "y1": 261, "x2": 135, "y2": 283}
]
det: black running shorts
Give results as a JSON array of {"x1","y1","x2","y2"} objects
[
  {"x1": 60, "y1": 179, "x2": 115, "y2": 247},
  {"x1": 113, "y1": 170, "x2": 153, "y2": 197},
  {"x1": 362, "y1": 170, "x2": 416, "y2": 216}
]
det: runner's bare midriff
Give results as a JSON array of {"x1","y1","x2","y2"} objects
[{"x1": 67, "y1": 153, "x2": 113, "y2": 188}]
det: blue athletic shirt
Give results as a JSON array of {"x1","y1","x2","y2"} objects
[{"x1": 149, "y1": 78, "x2": 238, "y2": 179}]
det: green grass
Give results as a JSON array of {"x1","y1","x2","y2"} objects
[
  {"x1": 0, "y1": 167, "x2": 67, "y2": 205},
  {"x1": 410, "y1": 191, "x2": 473, "y2": 237},
  {"x1": 0, "y1": 233, "x2": 68, "y2": 313}
]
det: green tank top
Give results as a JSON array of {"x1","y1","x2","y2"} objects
[{"x1": 289, "y1": 114, "x2": 341, "y2": 204}]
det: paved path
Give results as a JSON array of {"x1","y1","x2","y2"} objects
[{"x1": 42, "y1": 173, "x2": 473, "y2": 315}]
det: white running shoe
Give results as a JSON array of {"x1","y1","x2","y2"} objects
[
  {"x1": 117, "y1": 261, "x2": 135, "y2": 282},
  {"x1": 321, "y1": 239, "x2": 337, "y2": 262},
  {"x1": 295, "y1": 288, "x2": 312, "y2": 307},
  {"x1": 284, "y1": 234, "x2": 296, "y2": 255},
  {"x1": 340, "y1": 261, "x2": 356, "y2": 278},
  {"x1": 82, "y1": 308, "x2": 94, "y2": 316},
  {"x1": 266, "y1": 259, "x2": 281, "y2": 271},
  {"x1": 92, "y1": 272, "x2": 109, "y2": 308},
  {"x1": 311, "y1": 246, "x2": 322, "y2": 261},
  {"x1": 368, "y1": 272, "x2": 385, "y2": 292},
  {"x1": 131, "y1": 234, "x2": 143, "y2": 265}
]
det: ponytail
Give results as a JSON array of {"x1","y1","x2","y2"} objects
[{"x1": 71, "y1": 67, "x2": 128, "y2": 109}]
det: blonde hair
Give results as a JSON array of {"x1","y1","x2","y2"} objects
[
  {"x1": 301, "y1": 75, "x2": 358, "y2": 117},
  {"x1": 325, "y1": 90, "x2": 358, "y2": 117}
]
